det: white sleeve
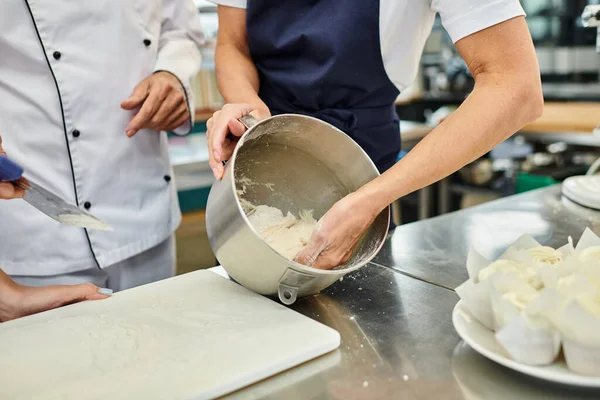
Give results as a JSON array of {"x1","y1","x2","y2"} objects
[
  {"x1": 207, "y1": 0, "x2": 247, "y2": 8},
  {"x1": 153, "y1": 0, "x2": 206, "y2": 135},
  {"x1": 431, "y1": 0, "x2": 526, "y2": 43}
]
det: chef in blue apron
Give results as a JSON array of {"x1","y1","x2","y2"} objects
[{"x1": 207, "y1": 0, "x2": 543, "y2": 270}]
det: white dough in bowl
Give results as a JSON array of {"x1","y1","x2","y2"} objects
[{"x1": 245, "y1": 203, "x2": 317, "y2": 260}]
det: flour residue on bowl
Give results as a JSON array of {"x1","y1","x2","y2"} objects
[
  {"x1": 236, "y1": 176, "x2": 276, "y2": 197},
  {"x1": 241, "y1": 199, "x2": 317, "y2": 260}
]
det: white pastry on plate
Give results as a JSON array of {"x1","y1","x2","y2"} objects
[
  {"x1": 557, "y1": 293, "x2": 600, "y2": 377},
  {"x1": 478, "y1": 259, "x2": 536, "y2": 285},
  {"x1": 526, "y1": 246, "x2": 564, "y2": 267},
  {"x1": 579, "y1": 246, "x2": 600, "y2": 263}
]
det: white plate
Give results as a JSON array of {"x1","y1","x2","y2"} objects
[{"x1": 452, "y1": 299, "x2": 600, "y2": 388}]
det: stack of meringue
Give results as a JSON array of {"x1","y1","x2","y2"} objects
[{"x1": 456, "y1": 228, "x2": 600, "y2": 376}]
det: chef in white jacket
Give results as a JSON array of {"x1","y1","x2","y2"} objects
[{"x1": 0, "y1": 0, "x2": 204, "y2": 321}]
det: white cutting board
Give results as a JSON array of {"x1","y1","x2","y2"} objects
[{"x1": 0, "y1": 270, "x2": 340, "y2": 400}]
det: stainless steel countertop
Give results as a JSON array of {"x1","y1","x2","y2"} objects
[
  {"x1": 217, "y1": 185, "x2": 600, "y2": 399},
  {"x1": 374, "y1": 185, "x2": 600, "y2": 290},
  {"x1": 220, "y1": 264, "x2": 598, "y2": 400}
]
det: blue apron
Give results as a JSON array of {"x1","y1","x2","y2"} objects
[{"x1": 246, "y1": 0, "x2": 401, "y2": 174}]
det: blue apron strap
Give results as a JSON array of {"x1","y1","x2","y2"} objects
[{"x1": 247, "y1": 0, "x2": 401, "y2": 172}]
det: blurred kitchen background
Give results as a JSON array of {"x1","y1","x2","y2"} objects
[{"x1": 171, "y1": 0, "x2": 600, "y2": 274}]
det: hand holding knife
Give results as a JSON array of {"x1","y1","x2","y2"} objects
[{"x1": 0, "y1": 137, "x2": 112, "y2": 231}]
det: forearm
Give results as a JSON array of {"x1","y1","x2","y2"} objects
[
  {"x1": 361, "y1": 74, "x2": 543, "y2": 211},
  {"x1": 215, "y1": 43, "x2": 268, "y2": 113}
]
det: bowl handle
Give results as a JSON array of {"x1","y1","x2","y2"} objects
[
  {"x1": 238, "y1": 114, "x2": 259, "y2": 129},
  {"x1": 278, "y1": 268, "x2": 316, "y2": 305}
]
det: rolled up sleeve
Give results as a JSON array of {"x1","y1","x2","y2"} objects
[
  {"x1": 207, "y1": 0, "x2": 247, "y2": 8},
  {"x1": 431, "y1": 0, "x2": 526, "y2": 44},
  {"x1": 154, "y1": 0, "x2": 206, "y2": 135}
]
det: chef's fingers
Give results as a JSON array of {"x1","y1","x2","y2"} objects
[
  {"x1": 50, "y1": 283, "x2": 111, "y2": 305},
  {"x1": 212, "y1": 104, "x2": 253, "y2": 163},
  {"x1": 210, "y1": 112, "x2": 248, "y2": 178},
  {"x1": 0, "y1": 182, "x2": 24, "y2": 200},
  {"x1": 125, "y1": 84, "x2": 166, "y2": 137},
  {"x1": 220, "y1": 138, "x2": 237, "y2": 163},
  {"x1": 86, "y1": 289, "x2": 113, "y2": 301},
  {"x1": 215, "y1": 118, "x2": 246, "y2": 164},
  {"x1": 0, "y1": 137, "x2": 23, "y2": 199},
  {"x1": 163, "y1": 108, "x2": 189, "y2": 133},
  {"x1": 306, "y1": 254, "x2": 337, "y2": 270},
  {"x1": 212, "y1": 117, "x2": 246, "y2": 170},
  {"x1": 12, "y1": 283, "x2": 111, "y2": 320},
  {"x1": 121, "y1": 79, "x2": 150, "y2": 110},
  {"x1": 18, "y1": 176, "x2": 30, "y2": 188},
  {"x1": 162, "y1": 103, "x2": 188, "y2": 130},
  {"x1": 0, "y1": 183, "x2": 14, "y2": 199},
  {"x1": 13, "y1": 182, "x2": 25, "y2": 198},
  {"x1": 149, "y1": 88, "x2": 186, "y2": 130},
  {"x1": 311, "y1": 232, "x2": 359, "y2": 270},
  {"x1": 294, "y1": 247, "x2": 320, "y2": 268},
  {"x1": 206, "y1": 115, "x2": 215, "y2": 133},
  {"x1": 314, "y1": 247, "x2": 353, "y2": 270},
  {"x1": 207, "y1": 112, "x2": 222, "y2": 179},
  {"x1": 294, "y1": 230, "x2": 330, "y2": 268},
  {"x1": 227, "y1": 118, "x2": 248, "y2": 137}
]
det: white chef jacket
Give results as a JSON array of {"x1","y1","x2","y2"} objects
[
  {"x1": 210, "y1": 0, "x2": 525, "y2": 91},
  {"x1": 0, "y1": 0, "x2": 204, "y2": 276}
]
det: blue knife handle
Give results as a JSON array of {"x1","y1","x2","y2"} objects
[{"x1": 0, "y1": 156, "x2": 24, "y2": 182}]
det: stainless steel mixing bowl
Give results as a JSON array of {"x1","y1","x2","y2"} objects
[{"x1": 206, "y1": 114, "x2": 389, "y2": 305}]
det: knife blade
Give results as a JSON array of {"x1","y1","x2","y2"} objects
[{"x1": 0, "y1": 156, "x2": 112, "y2": 231}]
